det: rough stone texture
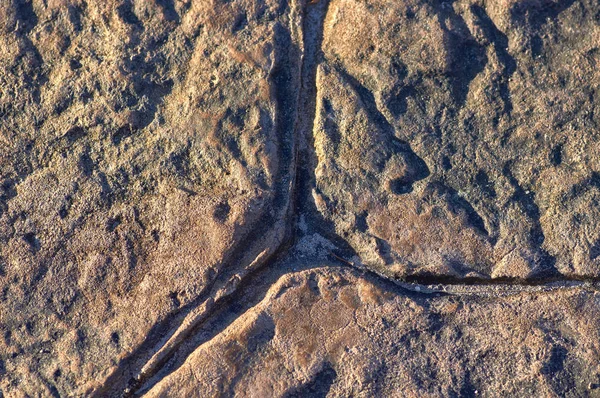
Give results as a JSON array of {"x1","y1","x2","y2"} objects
[
  {"x1": 148, "y1": 267, "x2": 600, "y2": 397},
  {"x1": 1, "y1": 0, "x2": 600, "y2": 396},
  {"x1": 0, "y1": 0, "x2": 300, "y2": 395},
  {"x1": 313, "y1": 0, "x2": 600, "y2": 279}
]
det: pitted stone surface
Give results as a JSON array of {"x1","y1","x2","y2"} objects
[
  {"x1": 0, "y1": 0, "x2": 300, "y2": 395},
  {"x1": 148, "y1": 267, "x2": 600, "y2": 397}
]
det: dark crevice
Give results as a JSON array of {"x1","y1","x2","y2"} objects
[
  {"x1": 502, "y1": 163, "x2": 558, "y2": 277},
  {"x1": 433, "y1": 0, "x2": 487, "y2": 107},
  {"x1": 333, "y1": 65, "x2": 430, "y2": 188},
  {"x1": 117, "y1": 0, "x2": 142, "y2": 27},
  {"x1": 126, "y1": 252, "x2": 600, "y2": 396},
  {"x1": 87, "y1": 1, "x2": 600, "y2": 396},
  {"x1": 550, "y1": 143, "x2": 563, "y2": 166},
  {"x1": 427, "y1": 182, "x2": 490, "y2": 238},
  {"x1": 283, "y1": 363, "x2": 337, "y2": 398},
  {"x1": 291, "y1": 0, "x2": 330, "y2": 239},
  {"x1": 402, "y1": 273, "x2": 600, "y2": 286},
  {"x1": 13, "y1": 0, "x2": 47, "y2": 103},
  {"x1": 96, "y1": 204, "x2": 298, "y2": 397},
  {"x1": 132, "y1": 251, "x2": 450, "y2": 395},
  {"x1": 290, "y1": 0, "x2": 370, "y2": 268},
  {"x1": 131, "y1": 255, "x2": 320, "y2": 396},
  {"x1": 154, "y1": 0, "x2": 179, "y2": 22},
  {"x1": 510, "y1": 0, "x2": 576, "y2": 31}
]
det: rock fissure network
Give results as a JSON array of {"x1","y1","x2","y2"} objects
[{"x1": 1, "y1": 0, "x2": 600, "y2": 396}]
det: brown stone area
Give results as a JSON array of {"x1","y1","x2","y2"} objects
[
  {"x1": 0, "y1": 0, "x2": 599, "y2": 396},
  {"x1": 147, "y1": 267, "x2": 600, "y2": 397},
  {"x1": 313, "y1": 0, "x2": 600, "y2": 280}
]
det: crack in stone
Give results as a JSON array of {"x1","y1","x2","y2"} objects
[{"x1": 91, "y1": 1, "x2": 600, "y2": 395}]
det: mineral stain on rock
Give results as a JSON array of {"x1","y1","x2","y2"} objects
[{"x1": 1, "y1": 0, "x2": 600, "y2": 396}]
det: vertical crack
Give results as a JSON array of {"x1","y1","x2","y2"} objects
[
  {"x1": 292, "y1": 0, "x2": 360, "y2": 258},
  {"x1": 291, "y1": 0, "x2": 331, "y2": 238}
]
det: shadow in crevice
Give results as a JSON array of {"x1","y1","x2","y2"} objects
[
  {"x1": 426, "y1": 181, "x2": 490, "y2": 239},
  {"x1": 384, "y1": 58, "x2": 419, "y2": 120},
  {"x1": 283, "y1": 363, "x2": 337, "y2": 398},
  {"x1": 155, "y1": 0, "x2": 179, "y2": 22},
  {"x1": 13, "y1": 0, "x2": 47, "y2": 104},
  {"x1": 291, "y1": 0, "x2": 360, "y2": 259},
  {"x1": 470, "y1": 4, "x2": 516, "y2": 118},
  {"x1": 502, "y1": 163, "x2": 558, "y2": 278},
  {"x1": 116, "y1": 0, "x2": 143, "y2": 27},
  {"x1": 94, "y1": 8, "x2": 304, "y2": 398},
  {"x1": 510, "y1": 0, "x2": 576, "y2": 62},
  {"x1": 333, "y1": 66, "x2": 430, "y2": 192},
  {"x1": 432, "y1": 0, "x2": 487, "y2": 107},
  {"x1": 133, "y1": 259, "x2": 343, "y2": 396},
  {"x1": 510, "y1": 0, "x2": 576, "y2": 30}
]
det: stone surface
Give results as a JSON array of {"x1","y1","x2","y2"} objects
[
  {"x1": 1, "y1": 0, "x2": 600, "y2": 396},
  {"x1": 312, "y1": 0, "x2": 600, "y2": 279},
  {"x1": 147, "y1": 266, "x2": 600, "y2": 397},
  {"x1": 0, "y1": 0, "x2": 300, "y2": 395}
]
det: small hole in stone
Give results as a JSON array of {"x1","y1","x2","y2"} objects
[
  {"x1": 169, "y1": 292, "x2": 181, "y2": 308},
  {"x1": 69, "y1": 58, "x2": 82, "y2": 70},
  {"x1": 213, "y1": 202, "x2": 231, "y2": 222},
  {"x1": 23, "y1": 233, "x2": 40, "y2": 252},
  {"x1": 389, "y1": 178, "x2": 413, "y2": 195},
  {"x1": 106, "y1": 216, "x2": 121, "y2": 232},
  {"x1": 111, "y1": 332, "x2": 120, "y2": 346}
]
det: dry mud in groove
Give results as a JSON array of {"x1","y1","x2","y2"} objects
[{"x1": 90, "y1": 0, "x2": 600, "y2": 396}]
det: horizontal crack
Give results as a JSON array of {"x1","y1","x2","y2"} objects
[
  {"x1": 402, "y1": 274, "x2": 600, "y2": 287},
  {"x1": 324, "y1": 254, "x2": 600, "y2": 297},
  {"x1": 328, "y1": 251, "x2": 600, "y2": 291}
]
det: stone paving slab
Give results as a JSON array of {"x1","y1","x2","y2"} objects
[
  {"x1": 311, "y1": 0, "x2": 600, "y2": 280},
  {"x1": 0, "y1": 0, "x2": 300, "y2": 394}
]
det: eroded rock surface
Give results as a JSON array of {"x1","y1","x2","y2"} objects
[
  {"x1": 148, "y1": 267, "x2": 600, "y2": 397},
  {"x1": 312, "y1": 0, "x2": 600, "y2": 279},
  {"x1": 1, "y1": 0, "x2": 600, "y2": 396},
  {"x1": 0, "y1": 0, "x2": 300, "y2": 395}
]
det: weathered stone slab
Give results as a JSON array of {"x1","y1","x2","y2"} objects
[
  {"x1": 0, "y1": 0, "x2": 301, "y2": 395},
  {"x1": 148, "y1": 266, "x2": 600, "y2": 397},
  {"x1": 312, "y1": 0, "x2": 600, "y2": 279},
  {"x1": 2, "y1": 0, "x2": 600, "y2": 396}
]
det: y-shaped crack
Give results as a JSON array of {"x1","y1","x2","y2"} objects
[
  {"x1": 94, "y1": 1, "x2": 328, "y2": 396},
  {"x1": 94, "y1": 1, "x2": 600, "y2": 395}
]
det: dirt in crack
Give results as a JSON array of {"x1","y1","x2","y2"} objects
[{"x1": 292, "y1": 0, "x2": 360, "y2": 260}]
